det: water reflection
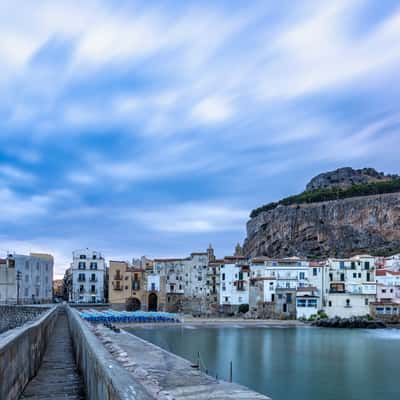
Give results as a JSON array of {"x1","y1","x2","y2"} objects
[{"x1": 128, "y1": 326, "x2": 400, "y2": 400}]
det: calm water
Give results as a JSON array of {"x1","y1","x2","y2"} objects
[{"x1": 128, "y1": 325, "x2": 400, "y2": 400}]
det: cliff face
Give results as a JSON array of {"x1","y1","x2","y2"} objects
[{"x1": 243, "y1": 192, "x2": 400, "y2": 258}]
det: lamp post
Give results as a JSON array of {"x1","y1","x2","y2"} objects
[{"x1": 16, "y1": 271, "x2": 22, "y2": 305}]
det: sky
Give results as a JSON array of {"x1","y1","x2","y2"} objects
[{"x1": 0, "y1": 0, "x2": 400, "y2": 278}]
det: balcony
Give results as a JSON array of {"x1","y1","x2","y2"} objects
[
  {"x1": 77, "y1": 277, "x2": 86, "y2": 282},
  {"x1": 113, "y1": 275, "x2": 123, "y2": 281},
  {"x1": 89, "y1": 277, "x2": 98, "y2": 282},
  {"x1": 113, "y1": 286, "x2": 123, "y2": 291}
]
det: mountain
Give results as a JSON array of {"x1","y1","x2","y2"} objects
[{"x1": 243, "y1": 167, "x2": 400, "y2": 259}]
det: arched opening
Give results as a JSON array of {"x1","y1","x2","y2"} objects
[
  {"x1": 126, "y1": 297, "x2": 141, "y2": 311},
  {"x1": 148, "y1": 293, "x2": 158, "y2": 311}
]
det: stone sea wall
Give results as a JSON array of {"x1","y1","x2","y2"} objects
[{"x1": 0, "y1": 306, "x2": 58, "y2": 400}]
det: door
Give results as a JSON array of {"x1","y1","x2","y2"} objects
[{"x1": 148, "y1": 293, "x2": 158, "y2": 311}]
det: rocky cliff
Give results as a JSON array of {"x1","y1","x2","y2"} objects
[
  {"x1": 243, "y1": 168, "x2": 400, "y2": 258},
  {"x1": 306, "y1": 167, "x2": 397, "y2": 191}
]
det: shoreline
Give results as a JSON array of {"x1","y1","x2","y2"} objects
[{"x1": 116, "y1": 317, "x2": 307, "y2": 328}]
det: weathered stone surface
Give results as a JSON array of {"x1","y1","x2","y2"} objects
[
  {"x1": 0, "y1": 306, "x2": 58, "y2": 400},
  {"x1": 305, "y1": 167, "x2": 397, "y2": 191},
  {"x1": 20, "y1": 308, "x2": 85, "y2": 400},
  {"x1": 93, "y1": 325, "x2": 271, "y2": 399},
  {"x1": 244, "y1": 192, "x2": 400, "y2": 258}
]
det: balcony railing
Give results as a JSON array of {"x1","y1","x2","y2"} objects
[
  {"x1": 113, "y1": 275, "x2": 123, "y2": 281},
  {"x1": 77, "y1": 277, "x2": 86, "y2": 282},
  {"x1": 114, "y1": 286, "x2": 123, "y2": 291},
  {"x1": 89, "y1": 277, "x2": 98, "y2": 282}
]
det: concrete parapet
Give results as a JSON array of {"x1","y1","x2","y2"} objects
[
  {"x1": 66, "y1": 306, "x2": 154, "y2": 400},
  {"x1": 0, "y1": 305, "x2": 58, "y2": 400}
]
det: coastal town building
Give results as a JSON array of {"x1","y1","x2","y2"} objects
[
  {"x1": 249, "y1": 257, "x2": 312, "y2": 319},
  {"x1": 68, "y1": 249, "x2": 106, "y2": 303},
  {"x1": 109, "y1": 260, "x2": 147, "y2": 310},
  {"x1": 52, "y1": 279, "x2": 64, "y2": 300},
  {"x1": 0, "y1": 256, "x2": 16, "y2": 303},
  {"x1": 325, "y1": 255, "x2": 376, "y2": 318},
  {"x1": 220, "y1": 256, "x2": 250, "y2": 314},
  {"x1": 153, "y1": 246, "x2": 212, "y2": 313},
  {"x1": 2, "y1": 253, "x2": 54, "y2": 304}
]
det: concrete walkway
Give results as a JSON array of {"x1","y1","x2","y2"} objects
[
  {"x1": 20, "y1": 309, "x2": 85, "y2": 400},
  {"x1": 93, "y1": 324, "x2": 271, "y2": 399}
]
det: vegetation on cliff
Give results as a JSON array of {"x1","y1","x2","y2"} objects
[{"x1": 250, "y1": 178, "x2": 400, "y2": 218}]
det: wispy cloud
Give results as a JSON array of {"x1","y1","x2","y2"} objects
[
  {"x1": 130, "y1": 202, "x2": 248, "y2": 233},
  {"x1": 0, "y1": 0, "x2": 399, "y2": 274}
]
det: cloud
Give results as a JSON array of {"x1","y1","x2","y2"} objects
[
  {"x1": 191, "y1": 96, "x2": 233, "y2": 124},
  {"x1": 130, "y1": 202, "x2": 248, "y2": 233},
  {"x1": 0, "y1": 188, "x2": 50, "y2": 221},
  {"x1": 0, "y1": 165, "x2": 36, "y2": 183}
]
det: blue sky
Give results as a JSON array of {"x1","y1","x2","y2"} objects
[{"x1": 0, "y1": 0, "x2": 400, "y2": 277}]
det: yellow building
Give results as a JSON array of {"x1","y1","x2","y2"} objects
[{"x1": 109, "y1": 261, "x2": 147, "y2": 310}]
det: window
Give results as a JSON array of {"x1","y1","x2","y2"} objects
[
  {"x1": 179, "y1": 284, "x2": 182, "y2": 290},
  {"x1": 353, "y1": 273, "x2": 357, "y2": 278},
  {"x1": 328, "y1": 301, "x2": 332, "y2": 307},
  {"x1": 25, "y1": 261, "x2": 29, "y2": 270},
  {"x1": 382, "y1": 289, "x2": 386, "y2": 293},
  {"x1": 222, "y1": 273, "x2": 225, "y2": 281},
  {"x1": 364, "y1": 262, "x2": 370, "y2": 270},
  {"x1": 351, "y1": 262, "x2": 356, "y2": 270},
  {"x1": 80, "y1": 255, "x2": 86, "y2": 259},
  {"x1": 286, "y1": 293, "x2": 292, "y2": 303},
  {"x1": 36, "y1": 288, "x2": 39, "y2": 296},
  {"x1": 365, "y1": 298, "x2": 369, "y2": 305},
  {"x1": 313, "y1": 268, "x2": 317, "y2": 276},
  {"x1": 358, "y1": 273, "x2": 361, "y2": 278},
  {"x1": 90, "y1": 262, "x2": 97, "y2": 270},
  {"x1": 340, "y1": 273, "x2": 345, "y2": 282},
  {"x1": 297, "y1": 299, "x2": 306, "y2": 307},
  {"x1": 91, "y1": 285, "x2": 95, "y2": 293},
  {"x1": 299, "y1": 272, "x2": 305, "y2": 280},
  {"x1": 36, "y1": 262, "x2": 40, "y2": 271},
  {"x1": 345, "y1": 299, "x2": 351, "y2": 307},
  {"x1": 93, "y1": 254, "x2": 97, "y2": 260},
  {"x1": 24, "y1": 288, "x2": 29, "y2": 296},
  {"x1": 339, "y1": 261, "x2": 345, "y2": 269},
  {"x1": 151, "y1": 283, "x2": 156, "y2": 291},
  {"x1": 78, "y1": 262, "x2": 85, "y2": 269}
]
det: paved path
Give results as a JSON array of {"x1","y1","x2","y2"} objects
[
  {"x1": 93, "y1": 324, "x2": 270, "y2": 399},
  {"x1": 20, "y1": 309, "x2": 85, "y2": 400}
]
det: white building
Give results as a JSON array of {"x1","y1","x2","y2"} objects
[
  {"x1": 70, "y1": 249, "x2": 106, "y2": 303},
  {"x1": 375, "y1": 269, "x2": 400, "y2": 304},
  {"x1": 249, "y1": 257, "x2": 312, "y2": 318},
  {"x1": 0, "y1": 257, "x2": 16, "y2": 303},
  {"x1": 219, "y1": 256, "x2": 250, "y2": 311},
  {"x1": 153, "y1": 248, "x2": 211, "y2": 312},
  {"x1": 325, "y1": 255, "x2": 376, "y2": 318},
  {"x1": 4, "y1": 253, "x2": 54, "y2": 303}
]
